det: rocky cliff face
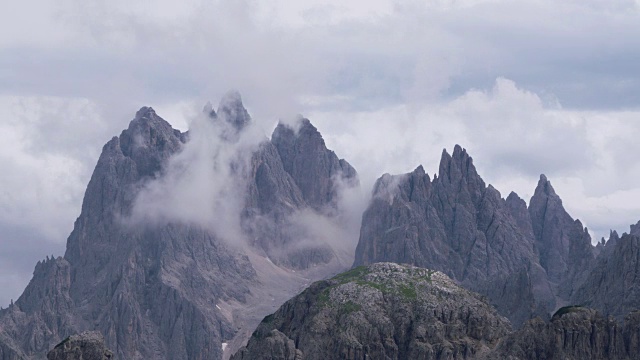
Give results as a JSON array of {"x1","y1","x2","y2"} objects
[
  {"x1": 354, "y1": 146, "x2": 561, "y2": 325},
  {"x1": 271, "y1": 118, "x2": 358, "y2": 213},
  {"x1": 232, "y1": 264, "x2": 640, "y2": 360},
  {"x1": 353, "y1": 145, "x2": 611, "y2": 326},
  {"x1": 244, "y1": 117, "x2": 358, "y2": 269},
  {"x1": 572, "y1": 233, "x2": 640, "y2": 321},
  {"x1": 0, "y1": 93, "x2": 358, "y2": 359},
  {"x1": 47, "y1": 331, "x2": 113, "y2": 360},
  {"x1": 486, "y1": 307, "x2": 640, "y2": 360},
  {"x1": 528, "y1": 175, "x2": 594, "y2": 300},
  {"x1": 232, "y1": 263, "x2": 511, "y2": 360}
]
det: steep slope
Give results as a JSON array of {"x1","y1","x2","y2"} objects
[
  {"x1": 354, "y1": 146, "x2": 556, "y2": 325},
  {"x1": 528, "y1": 175, "x2": 594, "y2": 300},
  {"x1": 232, "y1": 263, "x2": 511, "y2": 360},
  {"x1": 573, "y1": 232, "x2": 640, "y2": 320},
  {"x1": 486, "y1": 307, "x2": 640, "y2": 360},
  {"x1": 271, "y1": 118, "x2": 358, "y2": 213},
  {"x1": 232, "y1": 264, "x2": 640, "y2": 360},
  {"x1": 244, "y1": 118, "x2": 358, "y2": 269},
  {"x1": 0, "y1": 94, "x2": 359, "y2": 360},
  {"x1": 0, "y1": 105, "x2": 254, "y2": 359},
  {"x1": 47, "y1": 331, "x2": 113, "y2": 360}
]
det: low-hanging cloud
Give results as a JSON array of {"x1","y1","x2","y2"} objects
[
  {"x1": 128, "y1": 104, "x2": 364, "y2": 261},
  {"x1": 308, "y1": 77, "x2": 640, "y2": 243},
  {"x1": 2, "y1": 0, "x2": 640, "y2": 306},
  {"x1": 129, "y1": 107, "x2": 266, "y2": 245}
]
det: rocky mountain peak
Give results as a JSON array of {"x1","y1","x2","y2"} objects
[
  {"x1": 439, "y1": 145, "x2": 476, "y2": 177},
  {"x1": 15, "y1": 256, "x2": 72, "y2": 314},
  {"x1": 119, "y1": 107, "x2": 186, "y2": 167},
  {"x1": 216, "y1": 90, "x2": 251, "y2": 131},
  {"x1": 271, "y1": 118, "x2": 358, "y2": 212},
  {"x1": 505, "y1": 191, "x2": 526, "y2": 210},
  {"x1": 436, "y1": 145, "x2": 485, "y2": 204},
  {"x1": 631, "y1": 220, "x2": 640, "y2": 236},
  {"x1": 272, "y1": 118, "x2": 324, "y2": 150},
  {"x1": 505, "y1": 191, "x2": 535, "y2": 239},
  {"x1": 203, "y1": 101, "x2": 216, "y2": 118},
  {"x1": 134, "y1": 106, "x2": 156, "y2": 119},
  {"x1": 529, "y1": 174, "x2": 566, "y2": 247},
  {"x1": 529, "y1": 173, "x2": 594, "y2": 299},
  {"x1": 534, "y1": 173, "x2": 558, "y2": 198}
]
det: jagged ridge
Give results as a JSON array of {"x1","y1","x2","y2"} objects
[
  {"x1": 0, "y1": 94, "x2": 359, "y2": 360},
  {"x1": 354, "y1": 145, "x2": 595, "y2": 326}
]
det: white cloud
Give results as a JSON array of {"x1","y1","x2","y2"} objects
[
  {"x1": 309, "y1": 78, "x2": 640, "y2": 243},
  {"x1": 0, "y1": 96, "x2": 108, "y2": 243},
  {"x1": 1, "y1": 0, "x2": 640, "y2": 305},
  {"x1": 129, "y1": 108, "x2": 267, "y2": 245}
]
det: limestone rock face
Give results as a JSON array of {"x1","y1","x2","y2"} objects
[
  {"x1": 631, "y1": 221, "x2": 640, "y2": 236},
  {"x1": 47, "y1": 331, "x2": 112, "y2": 360},
  {"x1": 486, "y1": 308, "x2": 640, "y2": 360},
  {"x1": 0, "y1": 95, "x2": 358, "y2": 359},
  {"x1": 231, "y1": 262, "x2": 640, "y2": 360},
  {"x1": 272, "y1": 118, "x2": 358, "y2": 213},
  {"x1": 354, "y1": 146, "x2": 552, "y2": 326},
  {"x1": 216, "y1": 91, "x2": 252, "y2": 133},
  {"x1": 573, "y1": 233, "x2": 640, "y2": 321},
  {"x1": 232, "y1": 263, "x2": 511, "y2": 360},
  {"x1": 528, "y1": 175, "x2": 594, "y2": 300}
]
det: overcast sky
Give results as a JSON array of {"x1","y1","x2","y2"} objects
[{"x1": 1, "y1": 0, "x2": 639, "y2": 306}]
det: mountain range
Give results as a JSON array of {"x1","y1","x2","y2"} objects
[{"x1": 1, "y1": 93, "x2": 639, "y2": 359}]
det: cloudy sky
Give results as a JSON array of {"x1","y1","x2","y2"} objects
[{"x1": 1, "y1": 0, "x2": 639, "y2": 306}]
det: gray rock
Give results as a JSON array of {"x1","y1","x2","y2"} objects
[
  {"x1": 0, "y1": 95, "x2": 358, "y2": 359},
  {"x1": 631, "y1": 221, "x2": 640, "y2": 236},
  {"x1": 47, "y1": 331, "x2": 112, "y2": 360},
  {"x1": 486, "y1": 307, "x2": 640, "y2": 360},
  {"x1": 529, "y1": 174, "x2": 594, "y2": 300},
  {"x1": 272, "y1": 118, "x2": 358, "y2": 213},
  {"x1": 232, "y1": 263, "x2": 511, "y2": 360},
  {"x1": 216, "y1": 90, "x2": 252, "y2": 133},
  {"x1": 573, "y1": 233, "x2": 640, "y2": 321},
  {"x1": 353, "y1": 145, "x2": 549, "y2": 326}
]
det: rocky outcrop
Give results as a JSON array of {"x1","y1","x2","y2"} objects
[
  {"x1": 0, "y1": 95, "x2": 358, "y2": 359},
  {"x1": 353, "y1": 146, "x2": 554, "y2": 325},
  {"x1": 232, "y1": 262, "x2": 640, "y2": 360},
  {"x1": 0, "y1": 257, "x2": 75, "y2": 357},
  {"x1": 47, "y1": 331, "x2": 112, "y2": 360},
  {"x1": 486, "y1": 307, "x2": 640, "y2": 360},
  {"x1": 232, "y1": 262, "x2": 511, "y2": 360},
  {"x1": 631, "y1": 221, "x2": 640, "y2": 236},
  {"x1": 573, "y1": 233, "x2": 640, "y2": 321},
  {"x1": 528, "y1": 174, "x2": 594, "y2": 300},
  {"x1": 272, "y1": 118, "x2": 357, "y2": 213}
]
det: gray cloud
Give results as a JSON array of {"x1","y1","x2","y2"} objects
[
  {"x1": 1, "y1": 0, "x2": 640, "y2": 306},
  {"x1": 129, "y1": 107, "x2": 267, "y2": 245}
]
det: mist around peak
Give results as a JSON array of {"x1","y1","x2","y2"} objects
[
  {"x1": 128, "y1": 105, "x2": 265, "y2": 247},
  {"x1": 127, "y1": 96, "x2": 364, "y2": 262}
]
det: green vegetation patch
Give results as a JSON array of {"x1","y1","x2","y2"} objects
[
  {"x1": 340, "y1": 301, "x2": 362, "y2": 315},
  {"x1": 355, "y1": 280, "x2": 389, "y2": 293},
  {"x1": 332, "y1": 266, "x2": 369, "y2": 283},
  {"x1": 317, "y1": 265, "x2": 433, "y2": 308},
  {"x1": 399, "y1": 284, "x2": 417, "y2": 300}
]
